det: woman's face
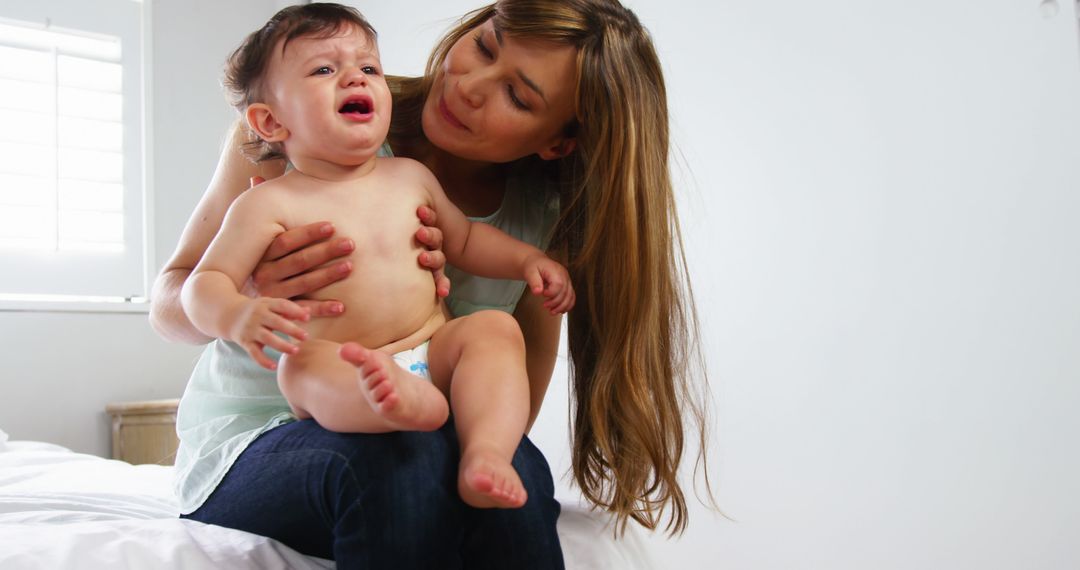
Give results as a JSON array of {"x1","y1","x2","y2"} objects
[{"x1": 422, "y1": 19, "x2": 578, "y2": 163}]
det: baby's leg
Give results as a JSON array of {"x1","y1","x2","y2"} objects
[
  {"x1": 427, "y1": 311, "x2": 531, "y2": 509},
  {"x1": 279, "y1": 339, "x2": 448, "y2": 433}
]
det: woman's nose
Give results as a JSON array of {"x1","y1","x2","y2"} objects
[{"x1": 456, "y1": 71, "x2": 486, "y2": 108}]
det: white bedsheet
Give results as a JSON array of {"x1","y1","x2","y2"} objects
[{"x1": 0, "y1": 440, "x2": 657, "y2": 569}]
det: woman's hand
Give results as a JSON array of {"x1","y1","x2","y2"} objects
[
  {"x1": 416, "y1": 205, "x2": 451, "y2": 298},
  {"x1": 249, "y1": 218, "x2": 355, "y2": 317}
]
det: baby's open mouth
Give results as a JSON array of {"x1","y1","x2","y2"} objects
[{"x1": 339, "y1": 96, "x2": 373, "y2": 117}]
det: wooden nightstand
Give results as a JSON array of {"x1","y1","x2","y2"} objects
[{"x1": 105, "y1": 399, "x2": 181, "y2": 465}]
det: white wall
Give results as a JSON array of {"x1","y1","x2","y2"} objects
[
  {"x1": 635, "y1": 1, "x2": 1080, "y2": 569},
  {"x1": 0, "y1": 0, "x2": 279, "y2": 457},
  {"x1": 364, "y1": 1, "x2": 1080, "y2": 568},
  {"x1": 150, "y1": 0, "x2": 282, "y2": 270},
  {"x1": 2, "y1": 1, "x2": 1078, "y2": 568}
]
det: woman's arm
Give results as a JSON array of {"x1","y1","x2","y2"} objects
[
  {"x1": 150, "y1": 122, "x2": 287, "y2": 343},
  {"x1": 514, "y1": 281, "x2": 564, "y2": 432}
]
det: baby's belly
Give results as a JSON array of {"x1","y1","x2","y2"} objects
[{"x1": 300, "y1": 263, "x2": 445, "y2": 351}]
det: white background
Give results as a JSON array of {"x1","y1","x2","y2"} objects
[{"x1": 2, "y1": 1, "x2": 1079, "y2": 568}]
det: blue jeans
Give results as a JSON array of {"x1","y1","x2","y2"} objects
[{"x1": 182, "y1": 419, "x2": 565, "y2": 569}]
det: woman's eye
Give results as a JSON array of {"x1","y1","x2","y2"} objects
[
  {"x1": 473, "y1": 33, "x2": 493, "y2": 59},
  {"x1": 507, "y1": 85, "x2": 529, "y2": 111},
  {"x1": 313, "y1": 66, "x2": 333, "y2": 75}
]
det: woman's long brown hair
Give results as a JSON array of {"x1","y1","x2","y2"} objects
[{"x1": 390, "y1": 0, "x2": 711, "y2": 535}]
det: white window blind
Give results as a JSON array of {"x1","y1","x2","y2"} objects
[{"x1": 0, "y1": 0, "x2": 144, "y2": 299}]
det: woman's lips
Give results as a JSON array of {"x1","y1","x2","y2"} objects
[{"x1": 438, "y1": 96, "x2": 469, "y2": 131}]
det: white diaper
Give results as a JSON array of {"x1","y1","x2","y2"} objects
[{"x1": 391, "y1": 341, "x2": 431, "y2": 381}]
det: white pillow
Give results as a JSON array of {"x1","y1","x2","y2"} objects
[{"x1": 0, "y1": 427, "x2": 8, "y2": 451}]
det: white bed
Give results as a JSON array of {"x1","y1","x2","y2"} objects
[{"x1": 0, "y1": 429, "x2": 656, "y2": 569}]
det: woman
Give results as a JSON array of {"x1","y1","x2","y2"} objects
[{"x1": 150, "y1": 0, "x2": 707, "y2": 567}]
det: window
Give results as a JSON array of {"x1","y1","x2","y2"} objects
[{"x1": 0, "y1": 0, "x2": 145, "y2": 301}]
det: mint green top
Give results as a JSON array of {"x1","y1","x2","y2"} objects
[{"x1": 173, "y1": 154, "x2": 560, "y2": 514}]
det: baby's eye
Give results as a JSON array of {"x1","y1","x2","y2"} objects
[
  {"x1": 362, "y1": 65, "x2": 380, "y2": 75},
  {"x1": 313, "y1": 66, "x2": 333, "y2": 75}
]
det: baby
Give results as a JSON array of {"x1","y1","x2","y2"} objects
[{"x1": 181, "y1": 3, "x2": 573, "y2": 509}]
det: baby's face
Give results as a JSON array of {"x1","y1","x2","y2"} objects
[{"x1": 264, "y1": 25, "x2": 391, "y2": 166}]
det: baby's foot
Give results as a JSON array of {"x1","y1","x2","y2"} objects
[
  {"x1": 459, "y1": 446, "x2": 527, "y2": 509},
  {"x1": 339, "y1": 342, "x2": 447, "y2": 431}
]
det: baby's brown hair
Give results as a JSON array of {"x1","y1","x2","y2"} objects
[{"x1": 223, "y1": 3, "x2": 377, "y2": 163}]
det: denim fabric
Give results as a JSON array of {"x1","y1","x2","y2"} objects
[{"x1": 182, "y1": 419, "x2": 564, "y2": 570}]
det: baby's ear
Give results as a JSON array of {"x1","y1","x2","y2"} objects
[{"x1": 245, "y1": 103, "x2": 289, "y2": 142}]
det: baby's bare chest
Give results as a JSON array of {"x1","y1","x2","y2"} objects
[{"x1": 280, "y1": 184, "x2": 428, "y2": 259}]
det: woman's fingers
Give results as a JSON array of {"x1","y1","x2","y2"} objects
[
  {"x1": 295, "y1": 299, "x2": 345, "y2": 317},
  {"x1": 435, "y1": 271, "x2": 451, "y2": 298},
  {"x1": 418, "y1": 249, "x2": 446, "y2": 271},
  {"x1": 419, "y1": 250, "x2": 450, "y2": 296},
  {"x1": 269, "y1": 297, "x2": 309, "y2": 320},
  {"x1": 269, "y1": 261, "x2": 352, "y2": 299},
  {"x1": 415, "y1": 211, "x2": 449, "y2": 297},
  {"x1": 416, "y1": 205, "x2": 438, "y2": 227},
  {"x1": 261, "y1": 222, "x2": 336, "y2": 262},
  {"x1": 415, "y1": 225, "x2": 444, "y2": 251},
  {"x1": 253, "y1": 246, "x2": 354, "y2": 298}
]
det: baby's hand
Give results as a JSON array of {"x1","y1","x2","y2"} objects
[
  {"x1": 523, "y1": 255, "x2": 575, "y2": 315},
  {"x1": 226, "y1": 297, "x2": 310, "y2": 370}
]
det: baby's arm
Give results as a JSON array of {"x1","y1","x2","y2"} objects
[
  {"x1": 181, "y1": 189, "x2": 310, "y2": 368},
  {"x1": 413, "y1": 162, "x2": 575, "y2": 314}
]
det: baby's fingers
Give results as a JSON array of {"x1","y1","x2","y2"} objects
[
  {"x1": 543, "y1": 283, "x2": 575, "y2": 314},
  {"x1": 525, "y1": 267, "x2": 545, "y2": 296},
  {"x1": 554, "y1": 289, "x2": 576, "y2": 313},
  {"x1": 258, "y1": 328, "x2": 301, "y2": 356},
  {"x1": 265, "y1": 312, "x2": 308, "y2": 344},
  {"x1": 270, "y1": 298, "x2": 310, "y2": 322},
  {"x1": 543, "y1": 293, "x2": 568, "y2": 314},
  {"x1": 544, "y1": 276, "x2": 566, "y2": 296},
  {"x1": 245, "y1": 342, "x2": 279, "y2": 370},
  {"x1": 540, "y1": 282, "x2": 563, "y2": 309}
]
